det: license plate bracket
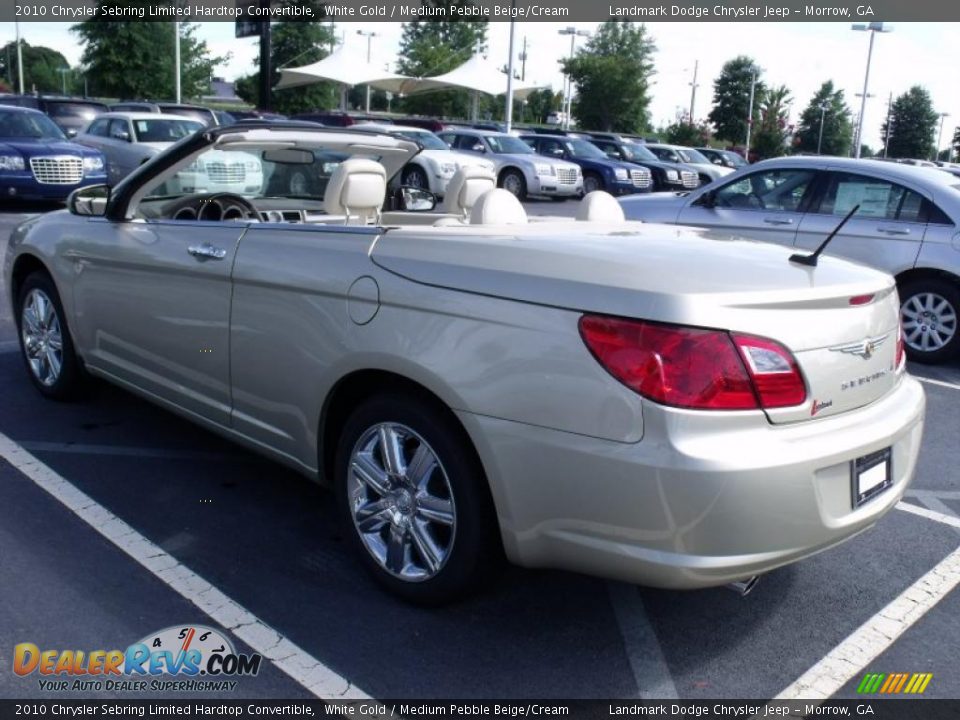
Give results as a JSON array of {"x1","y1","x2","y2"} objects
[{"x1": 852, "y1": 447, "x2": 892, "y2": 508}]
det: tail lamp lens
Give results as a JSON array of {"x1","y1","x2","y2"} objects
[{"x1": 579, "y1": 315, "x2": 807, "y2": 411}]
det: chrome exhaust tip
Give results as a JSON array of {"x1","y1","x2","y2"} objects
[{"x1": 726, "y1": 576, "x2": 760, "y2": 596}]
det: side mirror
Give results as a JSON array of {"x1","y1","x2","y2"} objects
[
  {"x1": 65, "y1": 128, "x2": 78, "y2": 138},
  {"x1": 112, "y1": 131, "x2": 131, "y2": 142},
  {"x1": 68, "y1": 184, "x2": 110, "y2": 217},
  {"x1": 550, "y1": 148, "x2": 564, "y2": 158},
  {"x1": 694, "y1": 190, "x2": 717, "y2": 209},
  {"x1": 712, "y1": 158, "x2": 723, "y2": 165},
  {"x1": 606, "y1": 151, "x2": 620, "y2": 159},
  {"x1": 399, "y1": 186, "x2": 437, "y2": 212}
]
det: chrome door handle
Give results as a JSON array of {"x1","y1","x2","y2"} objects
[
  {"x1": 763, "y1": 217, "x2": 794, "y2": 225},
  {"x1": 188, "y1": 243, "x2": 227, "y2": 260},
  {"x1": 877, "y1": 226, "x2": 911, "y2": 236}
]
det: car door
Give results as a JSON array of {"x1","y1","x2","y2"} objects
[
  {"x1": 793, "y1": 171, "x2": 926, "y2": 273},
  {"x1": 677, "y1": 167, "x2": 819, "y2": 246},
  {"x1": 69, "y1": 215, "x2": 245, "y2": 427},
  {"x1": 106, "y1": 118, "x2": 140, "y2": 181},
  {"x1": 78, "y1": 118, "x2": 111, "y2": 162}
]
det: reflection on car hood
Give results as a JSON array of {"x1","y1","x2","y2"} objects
[{"x1": 0, "y1": 138, "x2": 97, "y2": 157}]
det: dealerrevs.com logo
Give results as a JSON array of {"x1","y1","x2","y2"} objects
[{"x1": 14, "y1": 625, "x2": 262, "y2": 693}]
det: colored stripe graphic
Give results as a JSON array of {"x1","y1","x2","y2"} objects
[{"x1": 857, "y1": 672, "x2": 932, "y2": 694}]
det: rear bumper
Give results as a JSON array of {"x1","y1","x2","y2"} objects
[{"x1": 460, "y1": 374, "x2": 925, "y2": 589}]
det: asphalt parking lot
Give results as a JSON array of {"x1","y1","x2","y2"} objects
[{"x1": 0, "y1": 202, "x2": 958, "y2": 702}]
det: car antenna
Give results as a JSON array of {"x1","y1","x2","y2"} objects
[{"x1": 789, "y1": 204, "x2": 860, "y2": 267}]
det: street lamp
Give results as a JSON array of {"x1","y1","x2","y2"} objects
[
  {"x1": 935, "y1": 112, "x2": 950, "y2": 162},
  {"x1": 744, "y1": 65, "x2": 763, "y2": 161},
  {"x1": 851, "y1": 22, "x2": 892, "y2": 159},
  {"x1": 357, "y1": 30, "x2": 379, "y2": 113},
  {"x1": 14, "y1": 21, "x2": 24, "y2": 95},
  {"x1": 558, "y1": 26, "x2": 589, "y2": 130},
  {"x1": 688, "y1": 60, "x2": 699, "y2": 126},
  {"x1": 57, "y1": 67, "x2": 70, "y2": 95},
  {"x1": 817, "y1": 103, "x2": 829, "y2": 155}
]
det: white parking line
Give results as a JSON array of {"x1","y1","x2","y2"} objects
[
  {"x1": 914, "y1": 375, "x2": 960, "y2": 392},
  {"x1": 770, "y1": 504, "x2": 960, "y2": 703},
  {"x1": 607, "y1": 582, "x2": 679, "y2": 700},
  {"x1": 0, "y1": 430, "x2": 369, "y2": 700},
  {"x1": 19, "y1": 440, "x2": 243, "y2": 463}
]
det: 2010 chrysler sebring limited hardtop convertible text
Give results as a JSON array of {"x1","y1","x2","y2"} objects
[{"x1": 4, "y1": 122, "x2": 926, "y2": 604}]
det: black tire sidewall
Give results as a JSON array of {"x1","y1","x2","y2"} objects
[
  {"x1": 333, "y1": 393, "x2": 499, "y2": 605},
  {"x1": 500, "y1": 169, "x2": 527, "y2": 200},
  {"x1": 584, "y1": 172, "x2": 603, "y2": 194},
  {"x1": 16, "y1": 272, "x2": 83, "y2": 400},
  {"x1": 900, "y1": 278, "x2": 960, "y2": 364}
]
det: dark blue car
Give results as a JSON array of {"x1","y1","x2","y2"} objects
[
  {"x1": 0, "y1": 105, "x2": 107, "y2": 201},
  {"x1": 520, "y1": 134, "x2": 652, "y2": 196}
]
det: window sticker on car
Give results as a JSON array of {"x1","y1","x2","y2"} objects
[{"x1": 835, "y1": 182, "x2": 894, "y2": 217}]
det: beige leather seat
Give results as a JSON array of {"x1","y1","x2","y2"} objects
[
  {"x1": 441, "y1": 166, "x2": 497, "y2": 219},
  {"x1": 469, "y1": 189, "x2": 528, "y2": 226},
  {"x1": 323, "y1": 158, "x2": 387, "y2": 225},
  {"x1": 576, "y1": 191, "x2": 625, "y2": 222}
]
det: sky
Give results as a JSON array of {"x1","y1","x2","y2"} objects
[{"x1": 4, "y1": 21, "x2": 959, "y2": 153}]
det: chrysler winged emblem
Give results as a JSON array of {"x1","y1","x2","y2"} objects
[{"x1": 830, "y1": 334, "x2": 888, "y2": 360}]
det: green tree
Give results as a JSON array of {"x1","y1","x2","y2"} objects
[
  {"x1": 396, "y1": 3, "x2": 488, "y2": 118},
  {"x1": 523, "y1": 88, "x2": 562, "y2": 125},
  {"x1": 708, "y1": 56, "x2": 764, "y2": 145},
  {"x1": 793, "y1": 81, "x2": 853, "y2": 156},
  {"x1": 952, "y1": 126, "x2": 960, "y2": 161},
  {"x1": 663, "y1": 115, "x2": 712, "y2": 146},
  {"x1": 750, "y1": 85, "x2": 792, "y2": 160},
  {"x1": 72, "y1": 14, "x2": 224, "y2": 100},
  {"x1": 882, "y1": 85, "x2": 938, "y2": 159},
  {"x1": 235, "y1": 21, "x2": 337, "y2": 114},
  {"x1": 0, "y1": 41, "x2": 72, "y2": 94},
  {"x1": 561, "y1": 21, "x2": 655, "y2": 133}
]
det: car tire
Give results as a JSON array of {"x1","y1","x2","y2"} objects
[
  {"x1": 899, "y1": 278, "x2": 960, "y2": 364},
  {"x1": 401, "y1": 165, "x2": 429, "y2": 190},
  {"x1": 499, "y1": 169, "x2": 527, "y2": 200},
  {"x1": 583, "y1": 172, "x2": 603, "y2": 194},
  {"x1": 334, "y1": 392, "x2": 501, "y2": 605},
  {"x1": 16, "y1": 271, "x2": 84, "y2": 400}
]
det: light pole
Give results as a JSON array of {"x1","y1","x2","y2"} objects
[
  {"x1": 356, "y1": 30, "x2": 379, "y2": 113},
  {"x1": 817, "y1": 103, "x2": 829, "y2": 155},
  {"x1": 935, "y1": 112, "x2": 950, "y2": 162},
  {"x1": 882, "y1": 91, "x2": 892, "y2": 158},
  {"x1": 854, "y1": 91, "x2": 874, "y2": 155},
  {"x1": 851, "y1": 22, "x2": 891, "y2": 159},
  {"x1": 505, "y1": 12, "x2": 517, "y2": 133},
  {"x1": 57, "y1": 67, "x2": 69, "y2": 95},
  {"x1": 14, "y1": 21, "x2": 24, "y2": 95},
  {"x1": 558, "y1": 27, "x2": 589, "y2": 130},
  {"x1": 688, "y1": 60, "x2": 699, "y2": 126},
  {"x1": 174, "y1": 21, "x2": 181, "y2": 103},
  {"x1": 744, "y1": 66, "x2": 761, "y2": 161}
]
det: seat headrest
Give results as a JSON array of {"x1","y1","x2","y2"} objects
[
  {"x1": 441, "y1": 165, "x2": 497, "y2": 217},
  {"x1": 576, "y1": 191, "x2": 625, "y2": 222},
  {"x1": 323, "y1": 158, "x2": 386, "y2": 224},
  {"x1": 469, "y1": 188, "x2": 527, "y2": 226}
]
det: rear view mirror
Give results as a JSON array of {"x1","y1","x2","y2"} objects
[
  {"x1": 68, "y1": 184, "x2": 110, "y2": 217},
  {"x1": 694, "y1": 190, "x2": 717, "y2": 209},
  {"x1": 65, "y1": 128, "x2": 78, "y2": 138}
]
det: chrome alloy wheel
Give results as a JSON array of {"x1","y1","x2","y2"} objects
[
  {"x1": 347, "y1": 422, "x2": 456, "y2": 581},
  {"x1": 502, "y1": 172, "x2": 524, "y2": 196},
  {"x1": 21, "y1": 288, "x2": 64, "y2": 387},
  {"x1": 902, "y1": 292, "x2": 957, "y2": 353}
]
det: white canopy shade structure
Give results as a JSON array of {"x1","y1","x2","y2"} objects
[
  {"x1": 402, "y1": 53, "x2": 543, "y2": 101},
  {"x1": 274, "y1": 43, "x2": 415, "y2": 96}
]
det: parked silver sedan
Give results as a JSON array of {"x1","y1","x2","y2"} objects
[
  {"x1": 4, "y1": 123, "x2": 925, "y2": 604},
  {"x1": 620, "y1": 156, "x2": 960, "y2": 364},
  {"x1": 437, "y1": 128, "x2": 583, "y2": 200},
  {"x1": 76, "y1": 111, "x2": 204, "y2": 185}
]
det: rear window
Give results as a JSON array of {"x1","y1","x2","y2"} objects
[
  {"x1": 134, "y1": 118, "x2": 204, "y2": 142},
  {"x1": 158, "y1": 106, "x2": 215, "y2": 126},
  {"x1": 45, "y1": 102, "x2": 107, "y2": 121}
]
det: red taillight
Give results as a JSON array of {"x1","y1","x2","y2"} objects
[
  {"x1": 895, "y1": 320, "x2": 905, "y2": 369},
  {"x1": 579, "y1": 315, "x2": 806, "y2": 411},
  {"x1": 849, "y1": 294, "x2": 875, "y2": 306}
]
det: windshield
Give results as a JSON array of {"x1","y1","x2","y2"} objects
[
  {"x1": 0, "y1": 111, "x2": 67, "y2": 140},
  {"x1": 390, "y1": 130, "x2": 448, "y2": 150},
  {"x1": 133, "y1": 118, "x2": 204, "y2": 142},
  {"x1": 723, "y1": 151, "x2": 747, "y2": 167},
  {"x1": 487, "y1": 134, "x2": 533, "y2": 154},
  {"x1": 565, "y1": 139, "x2": 607, "y2": 159},
  {"x1": 677, "y1": 148, "x2": 711, "y2": 164},
  {"x1": 624, "y1": 143, "x2": 657, "y2": 161}
]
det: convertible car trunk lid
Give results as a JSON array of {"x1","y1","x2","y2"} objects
[{"x1": 373, "y1": 222, "x2": 902, "y2": 423}]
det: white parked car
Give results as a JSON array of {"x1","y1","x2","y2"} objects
[
  {"x1": 643, "y1": 143, "x2": 735, "y2": 185},
  {"x1": 355, "y1": 124, "x2": 495, "y2": 197}
]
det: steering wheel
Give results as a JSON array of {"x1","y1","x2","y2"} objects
[{"x1": 197, "y1": 193, "x2": 259, "y2": 222}]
